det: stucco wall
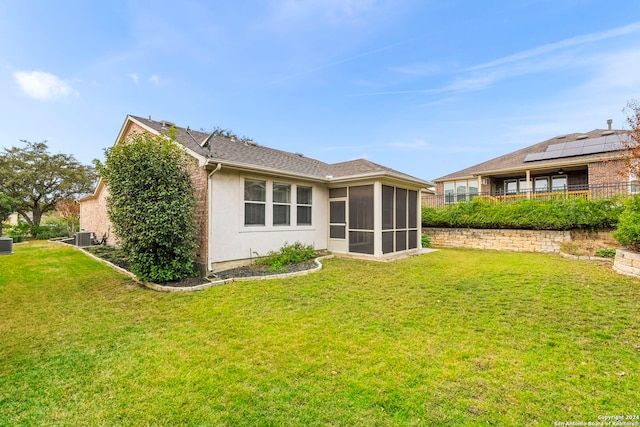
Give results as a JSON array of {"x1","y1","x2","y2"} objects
[
  {"x1": 424, "y1": 227, "x2": 615, "y2": 253},
  {"x1": 208, "y1": 169, "x2": 328, "y2": 271}
]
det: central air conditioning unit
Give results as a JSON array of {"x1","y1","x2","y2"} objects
[
  {"x1": 75, "y1": 232, "x2": 93, "y2": 247},
  {"x1": 0, "y1": 237, "x2": 13, "y2": 255}
]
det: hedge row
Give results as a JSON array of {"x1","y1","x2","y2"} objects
[{"x1": 421, "y1": 197, "x2": 624, "y2": 230}]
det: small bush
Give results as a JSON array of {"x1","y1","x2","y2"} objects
[
  {"x1": 253, "y1": 241, "x2": 316, "y2": 272},
  {"x1": 594, "y1": 248, "x2": 617, "y2": 258},
  {"x1": 31, "y1": 224, "x2": 68, "y2": 240},
  {"x1": 421, "y1": 234, "x2": 431, "y2": 248},
  {"x1": 613, "y1": 195, "x2": 640, "y2": 251}
]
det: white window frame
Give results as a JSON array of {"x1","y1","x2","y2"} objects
[
  {"x1": 296, "y1": 186, "x2": 313, "y2": 226},
  {"x1": 244, "y1": 179, "x2": 266, "y2": 226},
  {"x1": 272, "y1": 182, "x2": 291, "y2": 226}
]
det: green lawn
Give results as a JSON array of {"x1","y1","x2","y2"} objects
[{"x1": 1, "y1": 241, "x2": 639, "y2": 426}]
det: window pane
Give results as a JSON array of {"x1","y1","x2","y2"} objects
[
  {"x1": 273, "y1": 183, "x2": 291, "y2": 203},
  {"x1": 505, "y1": 180, "x2": 517, "y2": 194},
  {"x1": 468, "y1": 181, "x2": 478, "y2": 194},
  {"x1": 330, "y1": 225, "x2": 346, "y2": 239},
  {"x1": 535, "y1": 177, "x2": 549, "y2": 192},
  {"x1": 349, "y1": 185, "x2": 374, "y2": 230},
  {"x1": 273, "y1": 204, "x2": 290, "y2": 225},
  {"x1": 456, "y1": 181, "x2": 467, "y2": 202},
  {"x1": 330, "y1": 200, "x2": 345, "y2": 223},
  {"x1": 396, "y1": 230, "x2": 407, "y2": 251},
  {"x1": 245, "y1": 179, "x2": 266, "y2": 202},
  {"x1": 552, "y1": 175, "x2": 567, "y2": 191},
  {"x1": 297, "y1": 205, "x2": 312, "y2": 225},
  {"x1": 382, "y1": 185, "x2": 394, "y2": 230},
  {"x1": 245, "y1": 203, "x2": 265, "y2": 225},
  {"x1": 349, "y1": 231, "x2": 374, "y2": 254},
  {"x1": 382, "y1": 231, "x2": 394, "y2": 254},
  {"x1": 408, "y1": 230, "x2": 418, "y2": 249},
  {"x1": 444, "y1": 182, "x2": 454, "y2": 203},
  {"x1": 329, "y1": 187, "x2": 347, "y2": 198},
  {"x1": 396, "y1": 188, "x2": 407, "y2": 229},
  {"x1": 297, "y1": 186, "x2": 312, "y2": 205},
  {"x1": 408, "y1": 190, "x2": 417, "y2": 228}
]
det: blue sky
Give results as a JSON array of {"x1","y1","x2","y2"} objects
[{"x1": 1, "y1": 0, "x2": 639, "y2": 182}]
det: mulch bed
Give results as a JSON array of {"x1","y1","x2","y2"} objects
[{"x1": 83, "y1": 245, "x2": 319, "y2": 288}]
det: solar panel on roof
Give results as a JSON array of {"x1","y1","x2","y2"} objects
[{"x1": 523, "y1": 134, "x2": 627, "y2": 163}]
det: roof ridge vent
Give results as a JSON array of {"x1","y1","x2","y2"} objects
[
  {"x1": 576, "y1": 134, "x2": 589, "y2": 140},
  {"x1": 556, "y1": 135, "x2": 567, "y2": 139},
  {"x1": 160, "y1": 120, "x2": 175, "y2": 127},
  {"x1": 295, "y1": 152, "x2": 304, "y2": 157},
  {"x1": 601, "y1": 130, "x2": 615, "y2": 136}
]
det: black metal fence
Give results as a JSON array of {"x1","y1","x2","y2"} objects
[{"x1": 422, "y1": 181, "x2": 639, "y2": 209}]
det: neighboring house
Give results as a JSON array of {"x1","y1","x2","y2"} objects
[
  {"x1": 79, "y1": 115, "x2": 432, "y2": 272},
  {"x1": 429, "y1": 120, "x2": 637, "y2": 206}
]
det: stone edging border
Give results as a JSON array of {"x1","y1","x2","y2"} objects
[
  {"x1": 67, "y1": 240, "x2": 333, "y2": 292},
  {"x1": 558, "y1": 252, "x2": 613, "y2": 262}
]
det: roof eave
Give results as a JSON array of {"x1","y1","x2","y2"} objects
[
  {"x1": 206, "y1": 159, "x2": 327, "y2": 182},
  {"x1": 328, "y1": 171, "x2": 432, "y2": 187}
]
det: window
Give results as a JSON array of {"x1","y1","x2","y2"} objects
[
  {"x1": 349, "y1": 185, "x2": 374, "y2": 254},
  {"x1": 395, "y1": 188, "x2": 407, "y2": 229},
  {"x1": 382, "y1": 185, "x2": 394, "y2": 230},
  {"x1": 456, "y1": 181, "x2": 467, "y2": 202},
  {"x1": 630, "y1": 173, "x2": 639, "y2": 194},
  {"x1": 444, "y1": 182, "x2": 455, "y2": 203},
  {"x1": 519, "y1": 178, "x2": 531, "y2": 193},
  {"x1": 534, "y1": 177, "x2": 549, "y2": 192},
  {"x1": 244, "y1": 179, "x2": 266, "y2": 226},
  {"x1": 552, "y1": 175, "x2": 567, "y2": 192},
  {"x1": 297, "y1": 186, "x2": 312, "y2": 225},
  {"x1": 245, "y1": 179, "x2": 313, "y2": 228},
  {"x1": 468, "y1": 181, "x2": 478, "y2": 199},
  {"x1": 381, "y1": 185, "x2": 419, "y2": 253},
  {"x1": 504, "y1": 180, "x2": 518, "y2": 194},
  {"x1": 273, "y1": 182, "x2": 291, "y2": 225},
  {"x1": 330, "y1": 200, "x2": 346, "y2": 239},
  {"x1": 444, "y1": 179, "x2": 479, "y2": 203}
]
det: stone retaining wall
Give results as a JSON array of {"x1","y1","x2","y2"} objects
[
  {"x1": 424, "y1": 227, "x2": 616, "y2": 253},
  {"x1": 613, "y1": 248, "x2": 640, "y2": 278}
]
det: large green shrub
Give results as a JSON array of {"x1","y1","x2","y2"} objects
[
  {"x1": 422, "y1": 197, "x2": 623, "y2": 231},
  {"x1": 96, "y1": 131, "x2": 197, "y2": 283},
  {"x1": 613, "y1": 195, "x2": 640, "y2": 251}
]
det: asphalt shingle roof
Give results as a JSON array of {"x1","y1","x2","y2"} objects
[
  {"x1": 130, "y1": 115, "x2": 430, "y2": 185},
  {"x1": 434, "y1": 128, "x2": 630, "y2": 182}
]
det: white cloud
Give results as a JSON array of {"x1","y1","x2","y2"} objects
[
  {"x1": 129, "y1": 73, "x2": 139, "y2": 83},
  {"x1": 149, "y1": 74, "x2": 161, "y2": 85},
  {"x1": 14, "y1": 71, "x2": 79, "y2": 101}
]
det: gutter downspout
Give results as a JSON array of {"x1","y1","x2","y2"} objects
[{"x1": 207, "y1": 163, "x2": 222, "y2": 271}]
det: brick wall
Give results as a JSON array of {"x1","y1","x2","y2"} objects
[
  {"x1": 424, "y1": 227, "x2": 615, "y2": 253},
  {"x1": 79, "y1": 120, "x2": 210, "y2": 270},
  {"x1": 79, "y1": 184, "x2": 116, "y2": 245},
  {"x1": 187, "y1": 158, "x2": 209, "y2": 269},
  {"x1": 588, "y1": 159, "x2": 625, "y2": 185}
]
